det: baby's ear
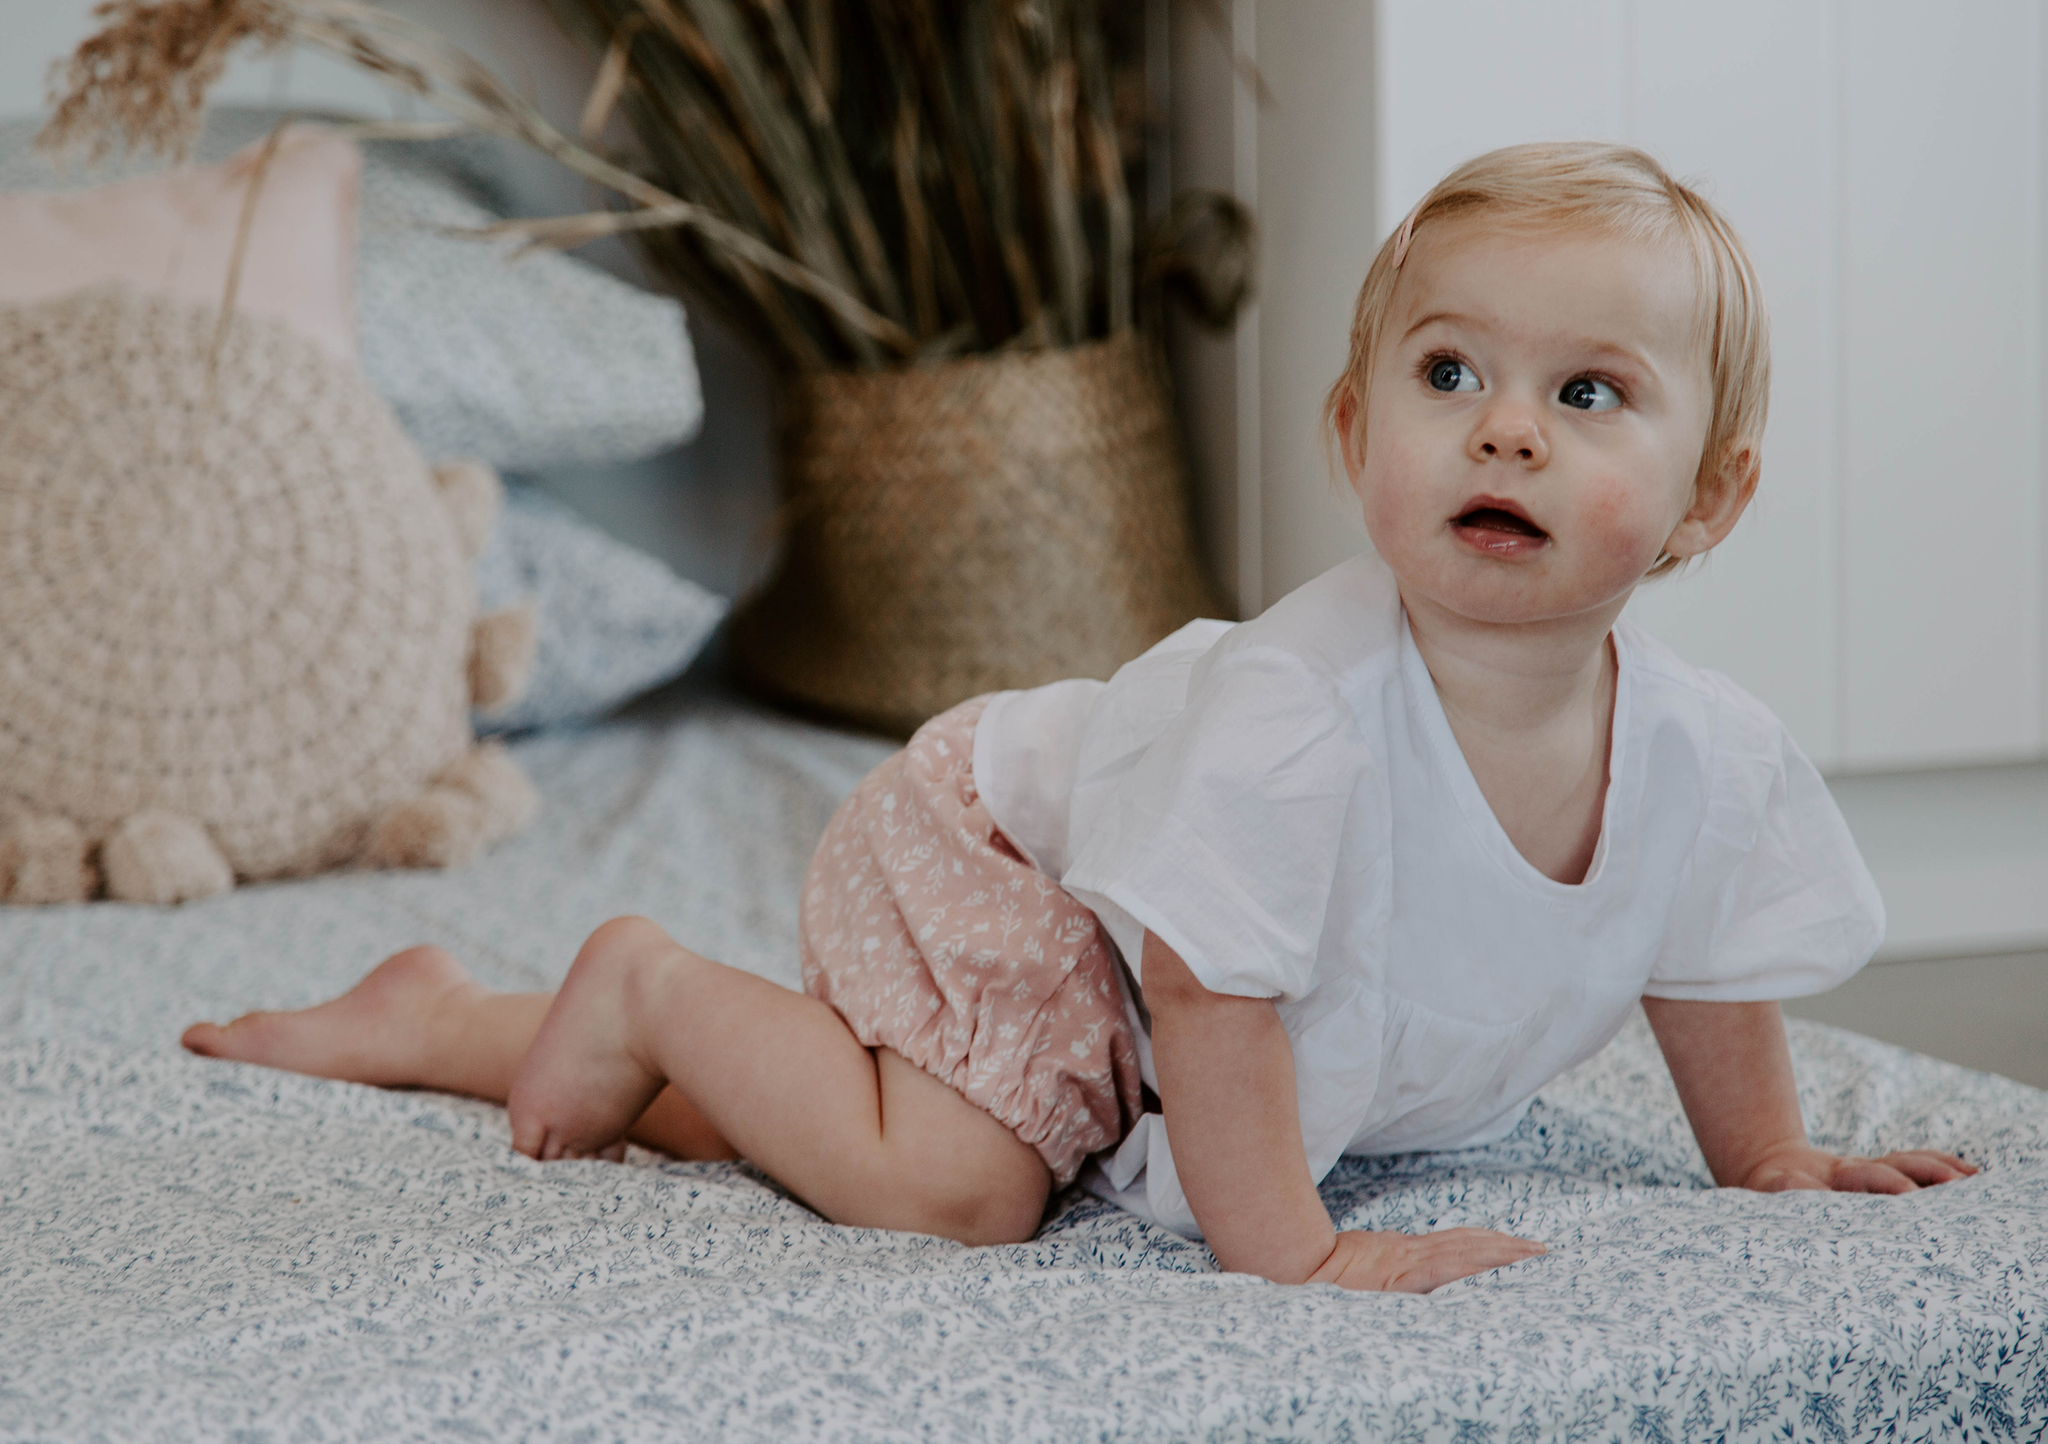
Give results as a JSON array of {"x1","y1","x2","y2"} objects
[{"x1": 1666, "y1": 439, "x2": 1760, "y2": 561}]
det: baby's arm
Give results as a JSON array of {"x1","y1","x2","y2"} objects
[
  {"x1": 1142, "y1": 932, "x2": 1544, "y2": 1290},
  {"x1": 1640, "y1": 997, "x2": 1977, "y2": 1191}
]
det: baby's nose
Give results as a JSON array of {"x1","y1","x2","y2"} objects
[{"x1": 1469, "y1": 404, "x2": 1549, "y2": 466}]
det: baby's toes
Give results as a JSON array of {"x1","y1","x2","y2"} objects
[
  {"x1": 180, "y1": 1010, "x2": 285, "y2": 1064},
  {"x1": 181, "y1": 1021, "x2": 227, "y2": 1055},
  {"x1": 507, "y1": 1083, "x2": 622, "y2": 1162},
  {"x1": 507, "y1": 1100, "x2": 552, "y2": 1160}
]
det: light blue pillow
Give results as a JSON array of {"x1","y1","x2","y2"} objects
[
  {"x1": 476, "y1": 485, "x2": 726, "y2": 733},
  {"x1": 349, "y1": 132, "x2": 704, "y2": 471}
]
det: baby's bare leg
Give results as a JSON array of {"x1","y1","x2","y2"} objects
[
  {"x1": 507, "y1": 916, "x2": 1052, "y2": 1246},
  {"x1": 181, "y1": 945, "x2": 736, "y2": 1160}
]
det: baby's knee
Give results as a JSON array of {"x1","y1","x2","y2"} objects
[
  {"x1": 881, "y1": 1149, "x2": 1050, "y2": 1247},
  {"x1": 951, "y1": 1184, "x2": 1050, "y2": 1248},
  {"x1": 889, "y1": 1182, "x2": 1042, "y2": 1248}
]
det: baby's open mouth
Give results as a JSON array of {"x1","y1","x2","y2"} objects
[{"x1": 1452, "y1": 506, "x2": 1549, "y2": 540}]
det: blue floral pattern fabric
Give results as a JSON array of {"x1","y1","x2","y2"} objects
[{"x1": 2, "y1": 695, "x2": 2044, "y2": 1443}]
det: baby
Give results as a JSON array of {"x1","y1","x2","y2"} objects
[{"x1": 186, "y1": 142, "x2": 1974, "y2": 1293}]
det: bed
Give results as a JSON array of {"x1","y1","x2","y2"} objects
[{"x1": 5, "y1": 678, "x2": 2047, "y2": 1443}]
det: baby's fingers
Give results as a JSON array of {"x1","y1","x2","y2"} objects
[
  {"x1": 1830, "y1": 1150, "x2": 1978, "y2": 1193},
  {"x1": 1873, "y1": 1150, "x2": 1977, "y2": 1185},
  {"x1": 1387, "y1": 1228, "x2": 1546, "y2": 1295},
  {"x1": 1829, "y1": 1159, "x2": 1918, "y2": 1194}
]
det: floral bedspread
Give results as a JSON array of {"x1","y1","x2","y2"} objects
[{"x1": 3, "y1": 692, "x2": 2044, "y2": 1442}]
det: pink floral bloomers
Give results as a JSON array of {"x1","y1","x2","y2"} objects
[{"x1": 799, "y1": 696, "x2": 1143, "y2": 1186}]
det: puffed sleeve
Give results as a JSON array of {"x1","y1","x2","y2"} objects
[
  {"x1": 1646, "y1": 675, "x2": 1884, "y2": 1001},
  {"x1": 1061, "y1": 643, "x2": 1368, "y2": 1002}
]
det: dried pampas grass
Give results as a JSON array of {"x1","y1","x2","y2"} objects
[{"x1": 43, "y1": 0, "x2": 291, "y2": 163}]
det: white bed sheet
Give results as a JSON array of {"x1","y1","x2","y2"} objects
[{"x1": 5, "y1": 688, "x2": 2047, "y2": 1442}]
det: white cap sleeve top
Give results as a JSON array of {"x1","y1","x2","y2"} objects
[{"x1": 970, "y1": 557, "x2": 1884, "y2": 1237}]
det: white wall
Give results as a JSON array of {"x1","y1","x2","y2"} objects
[
  {"x1": 1163, "y1": 0, "x2": 1375, "y2": 623},
  {"x1": 1250, "y1": 1, "x2": 1377, "y2": 618}
]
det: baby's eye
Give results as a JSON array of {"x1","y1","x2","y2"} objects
[
  {"x1": 1426, "y1": 357, "x2": 1480, "y2": 393},
  {"x1": 1559, "y1": 376, "x2": 1622, "y2": 412}
]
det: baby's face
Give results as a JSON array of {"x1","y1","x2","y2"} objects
[{"x1": 1345, "y1": 219, "x2": 1716, "y2": 629}]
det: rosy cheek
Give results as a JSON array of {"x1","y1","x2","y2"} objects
[
  {"x1": 1576, "y1": 472, "x2": 1666, "y2": 566},
  {"x1": 1356, "y1": 437, "x2": 1431, "y2": 533},
  {"x1": 1358, "y1": 482, "x2": 1403, "y2": 541}
]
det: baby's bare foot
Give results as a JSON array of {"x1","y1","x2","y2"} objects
[
  {"x1": 507, "y1": 917, "x2": 678, "y2": 1162},
  {"x1": 182, "y1": 945, "x2": 479, "y2": 1087}
]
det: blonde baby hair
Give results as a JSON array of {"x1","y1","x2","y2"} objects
[{"x1": 1323, "y1": 141, "x2": 1770, "y2": 578}]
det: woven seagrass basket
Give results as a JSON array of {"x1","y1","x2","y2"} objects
[{"x1": 730, "y1": 335, "x2": 1227, "y2": 737}]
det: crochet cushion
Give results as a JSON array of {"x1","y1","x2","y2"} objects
[{"x1": 0, "y1": 285, "x2": 536, "y2": 904}]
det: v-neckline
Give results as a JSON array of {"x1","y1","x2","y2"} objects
[{"x1": 1397, "y1": 615, "x2": 1633, "y2": 898}]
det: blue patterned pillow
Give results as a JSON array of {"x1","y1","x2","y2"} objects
[
  {"x1": 349, "y1": 134, "x2": 703, "y2": 471},
  {"x1": 475, "y1": 485, "x2": 725, "y2": 733}
]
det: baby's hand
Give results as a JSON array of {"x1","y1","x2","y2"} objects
[
  {"x1": 1305, "y1": 1227, "x2": 1545, "y2": 1293},
  {"x1": 1739, "y1": 1142, "x2": 1978, "y2": 1194}
]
